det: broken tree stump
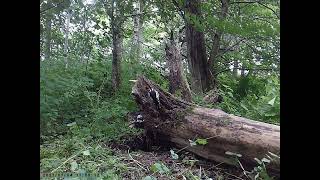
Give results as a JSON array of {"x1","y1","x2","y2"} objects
[
  {"x1": 131, "y1": 76, "x2": 280, "y2": 174},
  {"x1": 165, "y1": 36, "x2": 192, "y2": 102}
]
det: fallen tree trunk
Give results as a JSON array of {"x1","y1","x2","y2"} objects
[{"x1": 131, "y1": 76, "x2": 280, "y2": 175}]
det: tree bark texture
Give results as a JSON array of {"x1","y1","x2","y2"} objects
[
  {"x1": 185, "y1": 0, "x2": 213, "y2": 93},
  {"x1": 131, "y1": 76, "x2": 280, "y2": 174},
  {"x1": 130, "y1": 0, "x2": 144, "y2": 61},
  {"x1": 64, "y1": 9, "x2": 71, "y2": 69},
  {"x1": 165, "y1": 38, "x2": 192, "y2": 102},
  {"x1": 108, "y1": 0, "x2": 124, "y2": 93},
  {"x1": 203, "y1": 0, "x2": 229, "y2": 104},
  {"x1": 45, "y1": 16, "x2": 52, "y2": 60}
]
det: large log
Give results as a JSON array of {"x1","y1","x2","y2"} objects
[{"x1": 131, "y1": 76, "x2": 280, "y2": 174}]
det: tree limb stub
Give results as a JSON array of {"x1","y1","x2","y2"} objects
[{"x1": 131, "y1": 76, "x2": 280, "y2": 174}]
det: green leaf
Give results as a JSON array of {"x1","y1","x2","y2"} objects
[
  {"x1": 264, "y1": 112, "x2": 277, "y2": 117},
  {"x1": 66, "y1": 122, "x2": 77, "y2": 127},
  {"x1": 150, "y1": 162, "x2": 170, "y2": 174},
  {"x1": 70, "y1": 161, "x2": 78, "y2": 172},
  {"x1": 268, "y1": 97, "x2": 276, "y2": 106},
  {"x1": 82, "y1": 150, "x2": 90, "y2": 156},
  {"x1": 170, "y1": 150, "x2": 179, "y2": 160},
  {"x1": 195, "y1": 138, "x2": 208, "y2": 145},
  {"x1": 240, "y1": 103, "x2": 249, "y2": 111}
]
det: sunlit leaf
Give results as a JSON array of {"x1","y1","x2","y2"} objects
[{"x1": 195, "y1": 138, "x2": 208, "y2": 145}]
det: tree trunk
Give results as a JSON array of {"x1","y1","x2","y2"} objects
[
  {"x1": 131, "y1": 76, "x2": 280, "y2": 175},
  {"x1": 110, "y1": 0, "x2": 123, "y2": 92},
  {"x1": 81, "y1": 9, "x2": 87, "y2": 63},
  {"x1": 130, "y1": 0, "x2": 144, "y2": 61},
  {"x1": 204, "y1": 0, "x2": 229, "y2": 104},
  {"x1": 44, "y1": 16, "x2": 52, "y2": 60},
  {"x1": 165, "y1": 37, "x2": 192, "y2": 102},
  {"x1": 233, "y1": 60, "x2": 239, "y2": 77},
  {"x1": 64, "y1": 9, "x2": 71, "y2": 69},
  {"x1": 185, "y1": 0, "x2": 212, "y2": 93}
]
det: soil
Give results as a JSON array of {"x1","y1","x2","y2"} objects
[{"x1": 105, "y1": 133, "x2": 254, "y2": 180}]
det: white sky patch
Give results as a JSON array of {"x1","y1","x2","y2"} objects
[
  {"x1": 83, "y1": 0, "x2": 95, "y2": 5},
  {"x1": 152, "y1": 7, "x2": 159, "y2": 12}
]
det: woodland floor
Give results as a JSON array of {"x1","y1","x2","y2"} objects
[
  {"x1": 105, "y1": 134, "x2": 247, "y2": 180},
  {"x1": 41, "y1": 131, "x2": 278, "y2": 180}
]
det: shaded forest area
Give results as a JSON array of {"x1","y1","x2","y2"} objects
[{"x1": 40, "y1": 0, "x2": 279, "y2": 179}]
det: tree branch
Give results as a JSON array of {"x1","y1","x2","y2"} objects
[
  {"x1": 216, "y1": 38, "x2": 246, "y2": 58},
  {"x1": 230, "y1": 1, "x2": 260, "y2": 4},
  {"x1": 123, "y1": 11, "x2": 155, "y2": 18},
  {"x1": 215, "y1": 67, "x2": 275, "y2": 76},
  {"x1": 40, "y1": 0, "x2": 65, "y2": 14},
  {"x1": 172, "y1": 0, "x2": 186, "y2": 20},
  {"x1": 256, "y1": 2, "x2": 280, "y2": 19},
  {"x1": 230, "y1": 1, "x2": 279, "y2": 19}
]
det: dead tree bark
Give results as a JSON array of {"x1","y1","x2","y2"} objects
[
  {"x1": 185, "y1": 0, "x2": 213, "y2": 93},
  {"x1": 165, "y1": 36, "x2": 192, "y2": 102},
  {"x1": 131, "y1": 76, "x2": 280, "y2": 174}
]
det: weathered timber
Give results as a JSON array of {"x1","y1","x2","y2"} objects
[{"x1": 131, "y1": 76, "x2": 280, "y2": 174}]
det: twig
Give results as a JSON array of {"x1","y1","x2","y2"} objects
[
  {"x1": 96, "y1": 76, "x2": 107, "y2": 108},
  {"x1": 237, "y1": 159, "x2": 250, "y2": 178},
  {"x1": 176, "y1": 145, "x2": 189, "y2": 153},
  {"x1": 124, "y1": 12, "x2": 155, "y2": 18},
  {"x1": 257, "y1": 2, "x2": 280, "y2": 19},
  {"x1": 172, "y1": 0, "x2": 186, "y2": 20},
  {"x1": 216, "y1": 38, "x2": 246, "y2": 58},
  {"x1": 128, "y1": 150, "x2": 149, "y2": 172},
  {"x1": 224, "y1": 171, "x2": 245, "y2": 180},
  {"x1": 205, "y1": 135, "x2": 220, "y2": 140},
  {"x1": 230, "y1": 0, "x2": 279, "y2": 19},
  {"x1": 214, "y1": 67, "x2": 275, "y2": 76},
  {"x1": 51, "y1": 150, "x2": 82, "y2": 173},
  {"x1": 230, "y1": 0, "x2": 260, "y2": 5}
]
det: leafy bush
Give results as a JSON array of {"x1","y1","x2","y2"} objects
[{"x1": 197, "y1": 73, "x2": 280, "y2": 124}]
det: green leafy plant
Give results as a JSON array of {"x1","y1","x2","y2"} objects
[{"x1": 150, "y1": 162, "x2": 171, "y2": 175}]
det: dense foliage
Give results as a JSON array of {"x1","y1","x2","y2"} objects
[{"x1": 40, "y1": 0, "x2": 279, "y2": 179}]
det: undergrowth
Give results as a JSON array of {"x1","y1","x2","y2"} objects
[
  {"x1": 194, "y1": 73, "x2": 280, "y2": 125},
  {"x1": 40, "y1": 57, "x2": 279, "y2": 179}
]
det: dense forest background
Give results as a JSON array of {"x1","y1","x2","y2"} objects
[{"x1": 40, "y1": 0, "x2": 279, "y2": 179}]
